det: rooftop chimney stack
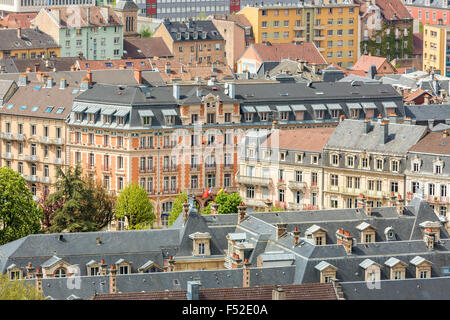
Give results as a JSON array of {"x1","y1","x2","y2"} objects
[
  {"x1": 80, "y1": 77, "x2": 89, "y2": 91},
  {"x1": 336, "y1": 229, "x2": 354, "y2": 254},
  {"x1": 272, "y1": 287, "x2": 286, "y2": 300},
  {"x1": 196, "y1": 87, "x2": 202, "y2": 97},
  {"x1": 423, "y1": 228, "x2": 436, "y2": 250},
  {"x1": 368, "y1": 64, "x2": 377, "y2": 79},
  {"x1": 389, "y1": 113, "x2": 397, "y2": 124},
  {"x1": 292, "y1": 226, "x2": 301, "y2": 246},
  {"x1": 86, "y1": 69, "x2": 93, "y2": 85},
  {"x1": 363, "y1": 118, "x2": 371, "y2": 134},
  {"x1": 17, "y1": 27, "x2": 22, "y2": 39},
  {"x1": 379, "y1": 120, "x2": 389, "y2": 144},
  {"x1": 59, "y1": 78, "x2": 67, "y2": 89},
  {"x1": 18, "y1": 73, "x2": 27, "y2": 86},
  {"x1": 210, "y1": 202, "x2": 219, "y2": 215},
  {"x1": 186, "y1": 281, "x2": 201, "y2": 300},
  {"x1": 276, "y1": 223, "x2": 287, "y2": 240},
  {"x1": 109, "y1": 265, "x2": 117, "y2": 294},
  {"x1": 182, "y1": 200, "x2": 190, "y2": 225},
  {"x1": 134, "y1": 69, "x2": 142, "y2": 84},
  {"x1": 228, "y1": 83, "x2": 236, "y2": 99},
  {"x1": 238, "y1": 203, "x2": 247, "y2": 223},
  {"x1": 173, "y1": 84, "x2": 180, "y2": 100},
  {"x1": 46, "y1": 76, "x2": 53, "y2": 88}
]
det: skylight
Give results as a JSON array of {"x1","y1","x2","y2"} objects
[
  {"x1": 45, "y1": 106, "x2": 54, "y2": 113},
  {"x1": 105, "y1": 62, "x2": 113, "y2": 68},
  {"x1": 20, "y1": 105, "x2": 27, "y2": 110},
  {"x1": 72, "y1": 89, "x2": 79, "y2": 95},
  {"x1": 34, "y1": 85, "x2": 41, "y2": 91},
  {"x1": 31, "y1": 106, "x2": 39, "y2": 112},
  {"x1": 56, "y1": 107, "x2": 64, "y2": 114},
  {"x1": 6, "y1": 104, "x2": 13, "y2": 109}
]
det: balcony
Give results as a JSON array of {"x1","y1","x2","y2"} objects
[
  {"x1": 288, "y1": 181, "x2": 306, "y2": 190},
  {"x1": 190, "y1": 164, "x2": 200, "y2": 171},
  {"x1": 293, "y1": 37, "x2": 306, "y2": 42},
  {"x1": 313, "y1": 25, "x2": 325, "y2": 30},
  {"x1": 313, "y1": 35, "x2": 325, "y2": 41},
  {"x1": 223, "y1": 164, "x2": 234, "y2": 171},
  {"x1": 23, "y1": 175, "x2": 39, "y2": 183},
  {"x1": 24, "y1": 155, "x2": 39, "y2": 162},
  {"x1": 338, "y1": 186, "x2": 362, "y2": 195},
  {"x1": 163, "y1": 165, "x2": 178, "y2": 172},
  {"x1": 0, "y1": 132, "x2": 25, "y2": 141},
  {"x1": 205, "y1": 164, "x2": 216, "y2": 171},
  {"x1": 288, "y1": 202, "x2": 303, "y2": 210},
  {"x1": 243, "y1": 198, "x2": 266, "y2": 207},
  {"x1": 162, "y1": 188, "x2": 179, "y2": 195},
  {"x1": 53, "y1": 158, "x2": 63, "y2": 165},
  {"x1": 327, "y1": 185, "x2": 339, "y2": 192},
  {"x1": 103, "y1": 166, "x2": 111, "y2": 172},
  {"x1": 236, "y1": 175, "x2": 271, "y2": 187},
  {"x1": 2, "y1": 152, "x2": 13, "y2": 159},
  {"x1": 39, "y1": 136, "x2": 64, "y2": 145},
  {"x1": 425, "y1": 195, "x2": 449, "y2": 203},
  {"x1": 41, "y1": 177, "x2": 51, "y2": 184},
  {"x1": 293, "y1": 25, "x2": 306, "y2": 31}
]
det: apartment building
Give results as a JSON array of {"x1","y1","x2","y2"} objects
[
  {"x1": 358, "y1": 0, "x2": 414, "y2": 61},
  {"x1": 322, "y1": 119, "x2": 427, "y2": 209},
  {"x1": 423, "y1": 23, "x2": 450, "y2": 76},
  {"x1": 238, "y1": 2, "x2": 360, "y2": 68},
  {"x1": 32, "y1": 6, "x2": 124, "y2": 60},
  {"x1": 0, "y1": 0, "x2": 94, "y2": 15},
  {"x1": 0, "y1": 74, "x2": 75, "y2": 200},
  {"x1": 238, "y1": 127, "x2": 335, "y2": 211},
  {"x1": 404, "y1": 0, "x2": 450, "y2": 25},
  {"x1": 153, "y1": 20, "x2": 226, "y2": 65},
  {"x1": 406, "y1": 130, "x2": 450, "y2": 222},
  {"x1": 0, "y1": 28, "x2": 59, "y2": 60}
]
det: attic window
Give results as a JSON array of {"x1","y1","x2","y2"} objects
[
  {"x1": 6, "y1": 104, "x2": 13, "y2": 109},
  {"x1": 56, "y1": 107, "x2": 65, "y2": 114},
  {"x1": 45, "y1": 106, "x2": 54, "y2": 113},
  {"x1": 20, "y1": 105, "x2": 27, "y2": 110},
  {"x1": 31, "y1": 106, "x2": 39, "y2": 112}
]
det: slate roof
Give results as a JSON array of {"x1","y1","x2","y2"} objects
[
  {"x1": 0, "y1": 58, "x2": 19, "y2": 73},
  {"x1": 162, "y1": 20, "x2": 223, "y2": 42},
  {"x1": 0, "y1": 28, "x2": 58, "y2": 51},
  {"x1": 91, "y1": 282, "x2": 338, "y2": 300},
  {"x1": 324, "y1": 119, "x2": 427, "y2": 155},
  {"x1": 405, "y1": 104, "x2": 450, "y2": 122},
  {"x1": 114, "y1": 0, "x2": 139, "y2": 10}
]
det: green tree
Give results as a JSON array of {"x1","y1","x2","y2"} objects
[
  {"x1": 115, "y1": 183, "x2": 155, "y2": 230},
  {"x1": 0, "y1": 274, "x2": 44, "y2": 300},
  {"x1": 197, "y1": 12, "x2": 208, "y2": 20},
  {"x1": 140, "y1": 27, "x2": 152, "y2": 38},
  {"x1": 44, "y1": 165, "x2": 114, "y2": 233},
  {"x1": 168, "y1": 192, "x2": 188, "y2": 227},
  {"x1": 203, "y1": 191, "x2": 242, "y2": 215},
  {"x1": 0, "y1": 167, "x2": 42, "y2": 245}
]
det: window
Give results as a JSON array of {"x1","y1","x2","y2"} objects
[
  {"x1": 435, "y1": 164, "x2": 442, "y2": 174},
  {"x1": 391, "y1": 160, "x2": 399, "y2": 172},
  {"x1": 295, "y1": 170, "x2": 303, "y2": 182},
  {"x1": 429, "y1": 183, "x2": 435, "y2": 196},
  {"x1": 54, "y1": 268, "x2": 66, "y2": 278},
  {"x1": 278, "y1": 169, "x2": 284, "y2": 181},
  {"x1": 198, "y1": 243, "x2": 205, "y2": 255},
  {"x1": 331, "y1": 154, "x2": 339, "y2": 166},
  {"x1": 391, "y1": 182, "x2": 399, "y2": 193},
  {"x1": 246, "y1": 186, "x2": 255, "y2": 199},
  {"x1": 295, "y1": 191, "x2": 302, "y2": 204},
  {"x1": 376, "y1": 159, "x2": 383, "y2": 170},
  {"x1": 279, "y1": 189, "x2": 285, "y2": 202},
  {"x1": 420, "y1": 271, "x2": 428, "y2": 279},
  {"x1": 119, "y1": 265, "x2": 129, "y2": 275},
  {"x1": 330, "y1": 174, "x2": 338, "y2": 186},
  {"x1": 347, "y1": 156, "x2": 354, "y2": 167}
]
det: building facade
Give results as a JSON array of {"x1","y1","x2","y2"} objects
[
  {"x1": 32, "y1": 7, "x2": 124, "y2": 60},
  {"x1": 0, "y1": 0, "x2": 94, "y2": 15},
  {"x1": 422, "y1": 23, "x2": 450, "y2": 76},
  {"x1": 238, "y1": 2, "x2": 360, "y2": 68},
  {"x1": 359, "y1": 0, "x2": 414, "y2": 61},
  {"x1": 404, "y1": 0, "x2": 450, "y2": 25}
]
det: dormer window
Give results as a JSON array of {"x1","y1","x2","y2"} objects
[
  {"x1": 359, "y1": 259, "x2": 381, "y2": 282},
  {"x1": 305, "y1": 225, "x2": 327, "y2": 245},
  {"x1": 360, "y1": 156, "x2": 369, "y2": 169},
  {"x1": 331, "y1": 153, "x2": 339, "y2": 166},
  {"x1": 391, "y1": 159, "x2": 400, "y2": 173},
  {"x1": 76, "y1": 112, "x2": 83, "y2": 121},
  {"x1": 103, "y1": 114, "x2": 112, "y2": 124},
  {"x1": 139, "y1": 110, "x2": 154, "y2": 126},
  {"x1": 115, "y1": 259, "x2": 131, "y2": 274},
  {"x1": 279, "y1": 152, "x2": 286, "y2": 161},
  {"x1": 435, "y1": 164, "x2": 442, "y2": 174},
  {"x1": 280, "y1": 111, "x2": 289, "y2": 121},
  {"x1": 296, "y1": 153, "x2": 303, "y2": 163},
  {"x1": 385, "y1": 257, "x2": 407, "y2": 280},
  {"x1": 245, "y1": 113, "x2": 253, "y2": 122},
  {"x1": 315, "y1": 261, "x2": 337, "y2": 283},
  {"x1": 375, "y1": 158, "x2": 384, "y2": 171},
  {"x1": 166, "y1": 115, "x2": 175, "y2": 126},
  {"x1": 260, "y1": 112, "x2": 268, "y2": 121},
  {"x1": 346, "y1": 155, "x2": 355, "y2": 168},
  {"x1": 412, "y1": 160, "x2": 420, "y2": 172},
  {"x1": 311, "y1": 155, "x2": 319, "y2": 165},
  {"x1": 162, "y1": 110, "x2": 176, "y2": 126},
  {"x1": 86, "y1": 260, "x2": 100, "y2": 276},
  {"x1": 7, "y1": 264, "x2": 22, "y2": 280},
  {"x1": 189, "y1": 232, "x2": 211, "y2": 256},
  {"x1": 356, "y1": 222, "x2": 376, "y2": 243},
  {"x1": 410, "y1": 256, "x2": 432, "y2": 279},
  {"x1": 117, "y1": 116, "x2": 125, "y2": 126},
  {"x1": 88, "y1": 113, "x2": 95, "y2": 123},
  {"x1": 316, "y1": 110, "x2": 324, "y2": 119}
]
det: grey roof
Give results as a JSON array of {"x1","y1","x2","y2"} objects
[
  {"x1": 361, "y1": 102, "x2": 377, "y2": 109},
  {"x1": 162, "y1": 20, "x2": 224, "y2": 42},
  {"x1": 314, "y1": 261, "x2": 336, "y2": 271},
  {"x1": 85, "y1": 106, "x2": 100, "y2": 114},
  {"x1": 138, "y1": 260, "x2": 155, "y2": 271},
  {"x1": 405, "y1": 104, "x2": 450, "y2": 123},
  {"x1": 327, "y1": 104, "x2": 342, "y2": 110},
  {"x1": 0, "y1": 58, "x2": 19, "y2": 73},
  {"x1": 276, "y1": 105, "x2": 291, "y2": 112},
  {"x1": 259, "y1": 252, "x2": 295, "y2": 262},
  {"x1": 347, "y1": 102, "x2": 362, "y2": 109},
  {"x1": 0, "y1": 29, "x2": 58, "y2": 51},
  {"x1": 138, "y1": 110, "x2": 154, "y2": 117},
  {"x1": 41, "y1": 255, "x2": 62, "y2": 268},
  {"x1": 291, "y1": 104, "x2": 307, "y2": 111},
  {"x1": 255, "y1": 105, "x2": 271, "y2": 112},
  {"x1": 359, "y1": 259, "x2": 380, "y2": 269},
  {"x1": 228, "y1": 233, "x2": 246, "y2": 241},
  {"x1": 101, "y1": 108, "x2": 116, "y2": 115},
  {"x1": 311, "y1": 104, "x2": 327, "y2": 111},
  {"x1": 161, "y1": 109, "x2": 177, "y2": 116},
  {"x1": 384, "y1": 257, "x2": 406, "y2": 267},
  {"x1": 114, "y1": 109, "x2": 130, "y2": 117},
  {"x1": 114, "y1": 0, "x2": 139, "y2": 10},
  {"x1": 356, "y1": 222, "x2": 374, "y2": 231},
  {"x1": 324, "y1": 119, "x2": 427, "y2": 155},
  {"x1": 241, "y1": 106, "x2": 256, "y2": 113},
  {"x1": 410, "y1": 256, "x2": 431, "y2": 266}
]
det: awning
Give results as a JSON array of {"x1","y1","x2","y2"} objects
[
  {"x1": 347, "y1": 103, "x2": 362, "y2": 109},
  {"x1": 382, "y1": 101, "x2": 397, "y2": 109},
  {"x1": 115, "y1": 109, "x2": 130, "y2": 117},
  {"x1": 327, "y1": 104, "x2": 342, "y2": 110},
  {"x1": 291, "y1": 104, "x2": 306, "y2": 111},
  {"x1": 72, "y1": 105, "x2": 87, "y2": 113},
  {"x1": 101, "y1": 109, "x2": 116, "y2": 115},
  {"x1": 276, "y1": 105, "x2": 291, "y2": 112},
  {"x1": 311, "y1": 104, "x2": 327, "y2": 111},
  {"x1": 241, "y1": 106, "x2": 256, "y2": 113},
  {"x1": 161, "y1": 109, "x2": 177, "y2": 116},
  {"x1": 255, "y1": 105, "x2": 271, "y2": 113},
  {"x1": 85, "y1": 106, "x2": 100, "y2": 114},
  {"x1": 138, "y1": 110, "x2": 155, "y2": 117},
  {"x1": 361, "y1": 102, "x2": 377, "y2": 109}
]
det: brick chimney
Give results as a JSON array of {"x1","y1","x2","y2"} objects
[
  {"x1": 17, "y1": 27, "x2": 22, "y2": 39},
  {"x1": 70, "y1": 65, "x2": 76, "y2": 72},
  {"x1": 182, "y1": 200, "x2": 190, "y2": 225},
  {"x1": 134, "y1": 69, "x2": 142, "y2": 84},
  {"x1": 396, "y1": 196, "x2": 405, "y2": 215},
  {"x1": 276, "y1": 223, "x2": 287, "y2": 240},
  {"x1": 264, "y1": 199, "x2": 273, "y2": 212},
  {"x1": 36, "y1": 71, "x2": 43, "y2": 82},
  {"x1": 272, "y1": 286, "x2": 286, "y2": 300},
  {"x1": 109, "y1": 264, "x2": 117, "y2": 294},
  {"x1": 336, "y1": 228, "x2": 354, "y2": 254},
  {"x1": 35, "y1": 268, "x2": 43, "y2": 293},
  {"x1": 26, "y1": 67, "x2": 32, "y2": 73},
  {"x1": 99, "y1": 259, "x2": 108, "y2": 276},
  {"x1": 86, "y1": 69, "x2": 92, "y2": 85},
  {"x1": 119, "y1": 64, "x2": 126, "y2": 70},
  {"x1": 242, "y1": 259, "x2": 251, "y2": 288},
  {"x1": 424, "y1": 228, "x2": 436, "y2": 250},
  {"x1": 210, "y1": 202, "x2": 219, "y2": 215},
  {"x1": 26, "y1": 262, "x2": 35, "y2": 279},
  {"x1": 292, "y1": 226, "x2": 301, "y2": 246},
  {"x1": 238, "y1": 203, "x2": 247, "y2": 223},
  {"x1": 168, "y1": 256, "x2": 175, "y2": 272}
]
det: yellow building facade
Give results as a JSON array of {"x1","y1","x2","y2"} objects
[
  {"x1": 423, "y1": 23, "x2": 450, "y2": 77},
  {"x1": 239, "y1": 3, "x2": 359, "y2": 68}
]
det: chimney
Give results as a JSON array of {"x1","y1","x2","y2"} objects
[
  {"x1": 173, "y1": 84, "x2": 180, "y2": 100},
  {"x1": 182, "y1": 200, "x2": 190, "y2": 225},
  {"x1": 228, "y1": 83, "x2": 236, "y2": 99},
  {"x1": 26, "y1": 67, "x2": 32, "y2": 73},
  {"x1": 339, "y1": 114, "x2": 345, "y2": 122},
  {"x1": 70, "y1": 65, "x2": 76, "y2": 72},
  {"x1": 363, "y1": 118, "x2": 371, "y2": 134},
  {"x1": 264, "y1": 199, "x2": 273, "y2": 212},
  {"x1": 119, "y1": 64, "x2": 126, "y2": 70},
  {"x1": 36, "y1": 71, "x2": 43, "y2": 82},
  {"x1": 423, "y1": 228, "x2": 436, "y2": 250},
  {"x1": 17, "y1": 27, "x2": 21, "y2": 39},
  {"x1": 238, "y1": 203, "x2": 247, "y2": 223},
  {"x1": 186, "y1": 281, "x2": 201, "y2": 300},
  {"x1": 96, "y1": 237, "x2": 101, "y2": 245},
  {"x1": 109, "y1": 264, "x2": 117, "y2": 294},
  {"x1": 46, "y1": 76, "x2": 53, "y2": 88},
  {"x1": 210, "y1": 202, "x2": 219, "y2": 215},
  {"x1": 35, "y1": 268, "x2": 43, "y2": 293},
  {"x1": 424, "y1": 94, "x2": 430, "y2": 105},
  {"x1": 443, "y1": 130, "x2": 449, "y2": 138},
  {"x1": 276, "y1": 223, "x2": 287, "y2": 240},
  {"x1": 18, "y1": 73, "x2": 27, "y2": 86},
  {"x1": 292, "y1": 226, "x2": 301, "y2": 246},
  {"x1": 404, "y1": 117, "x2": 412, "y2": 125},
  {"x1": 336, "y1": 229, "x2": 353, "y2": 254},
  {"x1": 86, "y1": 69, "x2": 92, "y2": 85},
  {"x1": 59, "y1": 78, "x2": 67, "y2": 89},
  {"x1": 168, "y1": 256, "x2": 175, "y2": 272},
  {"x1": 367, "y1": 64, "x2": 377, "y2": 79},
  {"x1": 379, "y1": 121, "x2": 389, "y2": 144},
  {"x1": 357, "y1": 194, "x2": 371, "y2": 216},
  {"x1": 134, "y1": 69, "x2": 142, "y2": 84},
  {"x1": 26, "y1": 262, "x2": 35, "y2": 279},
  {"x1": 80, "y1": 77, "x2": 89, "y2": 91},
  {"x1": 165, "y1": 62, "x2": 171, "y2": 74},
  {"x1": 242, "y1": 259, "x2": 251, "y2": 288},
  {"x1": 99, "y1": 259, "x2": 108, "y2": 276},
  {"x1": 272, "y1": 287, "x2": 286, "y2": 300},
  {"x1": 389, "y1": 113, "x2": 397, "y2": 124},
  {"x1": 196, "y1": 87, "x2": 202, "y2": 97}
]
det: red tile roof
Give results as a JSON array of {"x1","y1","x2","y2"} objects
[
  {"x1": 123, "y1": 37, "x2": 173, "y2": 59},
  {"x1": 0, "y1": 13, "x2": 36, "y2": 29},
  {"x1": 376, "y1": 0, "x2": 412, "y2": 20},
  {"x1": 352, "y1": 55, "x2": 388, "y2": 73},
  {"x1": 253, "y1": 43, "x2": 327, "y2": 65},
  {"x1": 91, "y1": 283, "x2": 339, "y2": 300},
  {"x1": 403, "y1": 89, "x2": 430, "y2": 102},
  {"x1": 409, "y1": 131, "x2": 450, "y2": 154},
  {"x1": 262, "y1": 127, "x2": 336, "y2": 152}
]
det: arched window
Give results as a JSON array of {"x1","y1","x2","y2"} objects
[{"x1": 54, "y1": 268, "x2": 66, "y2": 278}]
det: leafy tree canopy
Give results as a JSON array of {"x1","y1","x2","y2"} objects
[
  {"x1": 168, "y1": 192, "x2": 188, "y2": 227},
  {"x1": 115, "y1": 183, "x2": 155, "y2": 230},
  {"x1": 0, "y1": 274, "x2": 44, "y2": 300},
  {"x1": 0, "y1": 167, "x2": 42, "y2": 245},
  {"x1": 202, "y1": 191, "x2": 242, "y2": 215},
  {"x1": 140, "y1": 27, "x2": 152, "y2": 38}
]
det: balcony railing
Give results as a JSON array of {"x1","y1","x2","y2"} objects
[
  {"x1": 313, "y1": 25, "x2": 325, "y2": 29},
  {"x1": 293, "y1": 25, "x2": 306, "y2": 30},
  {"x1": 24, "y1": 155, "x2": 39, "y2": 162},
  {"x1": 2, "y1": 152, "x2": 12, "y2": 159},
  {"x1": 191, "y1": 164, "x2": 200, "y2": 171},
  {"x1": 223, "y1": 163, "x2": 234, "y2": 170},
  {"x1": 163, "y1": 165, "x2": 178, "y2": 172},
  {"x1": 53, "y1": 158, "x2": 63, "y2": 165},
  {"x1": 236, "y1": 175, "x2": 271, "y2": 186},
  {"x1": 425, "y1": 195, "x2": 449, "y2": 203},
  {"x1": 0, "y1": 132, "x2": 25, "y2": 141},
  {"x1": 41, "y1": 177, "x2": 50, "y2": 184},
  {"x1": 288, "y1": 181, "x2": 306, "y2": 190},
  {"x1": 205, "y1": 164, "x2": 216, "y2": 170},
  {"x1": 39, "y1": 136, "x2": 64, "y2": 145},
  {"x1": 162, "y1": 188, "x2": 179, "y2": 194}
]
